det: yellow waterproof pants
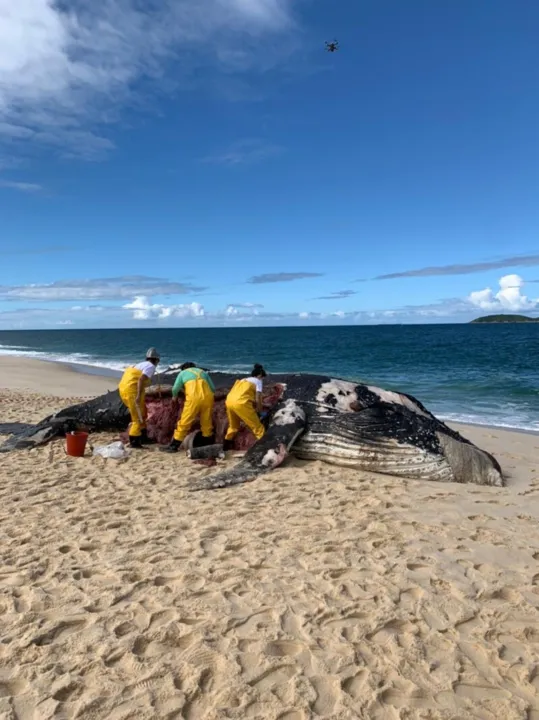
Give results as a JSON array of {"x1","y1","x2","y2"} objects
[
  {"x1": 225, "y1": 379, "x2": 265, "y2": 441},
  {"x1": 119, "y1": 367, "x2": 148, "y2": 437},
  {"x1": 173, "y1": 377, "x2": 214, "y2": 442}
]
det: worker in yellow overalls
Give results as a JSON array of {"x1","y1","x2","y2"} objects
[
  {"x1": 161, "y1": 362, "x2": 215, "y2": 453},
  {"x1": 118, "y1": 347, "x2": 160, "y2": 448},
  {"x1": 223, "y1": 364, "x2": 267, "y2": 450}
]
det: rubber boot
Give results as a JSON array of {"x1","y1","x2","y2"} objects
[
  {"x1": 140, "y1": 429, "x2": 156, "y2": 445},
  {"x1": 160, "y1": 438, "x2": 182, "y2": 454},
  {"x1": 223, "y1": 438, "x2": 235, "y2": 452},
  {"x1": 129, "y1": 435, "x2": 143, "y2": 449}
]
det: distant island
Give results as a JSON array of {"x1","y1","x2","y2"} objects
[{"x1": 471, "y1": 314, "x2": 539, "y2": 324}]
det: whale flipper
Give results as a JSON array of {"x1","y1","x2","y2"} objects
[{"x1": 190, "y1": 399, "x2": 307, "y2": 491}]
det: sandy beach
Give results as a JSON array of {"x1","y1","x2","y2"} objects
[{"x1": 1, "y1": 357, "x2": 538, "y2": 720}]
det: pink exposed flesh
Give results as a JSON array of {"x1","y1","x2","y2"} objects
[{"x1": 119, "y1": 383, "x2": 285, "y2": 449}]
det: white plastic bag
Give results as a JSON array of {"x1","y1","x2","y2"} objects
[{"x1": 92, "y1": 441, "x2": 130, "y2": 459}]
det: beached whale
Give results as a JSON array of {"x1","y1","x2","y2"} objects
[{"x1": 0, "y1": 371, "x2": 503, "y2": 489}]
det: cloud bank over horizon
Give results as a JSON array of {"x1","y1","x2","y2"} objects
[
  {"x1": 0, "y1": 272, "x2": 537, "y2": 330},
  {"x1": 0, "y1": 276, "x2": 206, "y2": 302}
]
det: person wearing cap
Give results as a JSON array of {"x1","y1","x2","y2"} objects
[
  {"x1": 223, "y1": 363, "x2": 267, "y2": 450},
  {"x1": 161, "y1": 361, "x2": 215, "y2": 453},
  {"x1": 118, "y1": 348, "x2": 160, "y2": 448}
]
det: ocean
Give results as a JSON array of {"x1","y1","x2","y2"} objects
[{"x1": 1, "y1": 325, "x2": 538, "y2": 432}]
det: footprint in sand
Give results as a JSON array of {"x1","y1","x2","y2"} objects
[
  {"x1": 0, "y1": 677, "x2": 28, "y2": 698},
  {"x1": 0, "y1": 573, "x2": 25, "y2": 587},
  {"x1": 131, "y1": 635, "x2": 150, "y2": 658},
  {"x1": 104, "y1": 648, "x2": 126, "y2": 667},
  {"x1": 105, "y1": 521, "x2": 123, "y2": 530},
  {"x1": 489, "y1": 586, "x2": 521, "y2": 602},
  {"x1": 72, "y1": 568, "x2": 93, "y2": 580},
  {"x1": 342, "y1": 670, "x2": 369, "y2": 700},
  {"x1": 309, "y1": 675, "x2": 341, "y2": 716},
  {"x1": 178, "y1": 573, "x2": 206, "y2": 592},
  {"x1": 264, "y1": 640, "x2": 304, "y2": 658},
  {"x1": 114, "y1": 621, "x2": 137, "y2": 638},
  {"x1": 174, "y1": 645, "x2": 228, "y2": 717},
  {"x1": 32, "y1": 617, "x2": 88, "y2": 646},
  {"x1": 200, "y1": 535, "x2": 226, "y2": 559},
  {"x1": 368, "y1": 619, "x2": 417, "y2": 642},
  {"x1": 79, "y1": 541, "x2": 101, "y2": 552},
  {"x1": 11, "y1": 589, "x2": 29, "y2": 614},
  {"x1": 399, "y1": 587, "x2": 425, "y2": 607},
  {"x1": 182, "y1": 697, "x2": 209, "y2": 720},
  {"x1": 153, "y1": 573, "x2": 184, "y2": 588},
  {"x1": 381, "y1": 688, "x2": 433, "y2": 709},
  {"x1": 149, "y1": 608, "x2": 177, "y2": 630},
  {"x1": 453, "y1": 683, "x2": 510, "y2": 702},
  {"x1": 249, "y1": 665, "x2": 297, "y2": 692},
  {"x1": 227, "y1": 609, "x2": 277, "y2": 637},
  {"x1": 52, "y1": 681, "x2": 81, "y2": 703}
]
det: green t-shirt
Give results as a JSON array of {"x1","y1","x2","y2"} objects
[{"x1": 172, "y1": 368, "x2": 215, "y2": 397}]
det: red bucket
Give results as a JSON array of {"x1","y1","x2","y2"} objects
[{"x1": 65, "y1": 431, "x2": 89, "y2": 457}]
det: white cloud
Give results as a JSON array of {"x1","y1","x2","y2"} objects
[
  {"x1": 202, "y1": 138, "x2": 282, "y2": 165},
  {"x1": 0, "y1": 276, "x2": 206, "y2": 302},
  {"x1": 231, "y1": 303, "x2": 264, "y2": 309},
  {"x1": 4, "y1": 272, "x2": 538, "y2": 330},
  {"x1": 0, "y1": 0, "x2": 296, "y2": 158},
  {"x1": 0, "y1": 179, "x2": 42, "y2": 192},
  {"x1": 224, "y1": 302, "x2": 262, "y2": 318},
  {"x1": 4, "y1": 244, "x2": 68, "y2": 256},
  {"x1": 123, "y1": 295, "x2": 205, "y2": 321},
  {"x1": 314, "y1": 290, "x2": 357, "y2": 300},
  {"x1": 468, "y1": 274, "x2": 538, "y2": 312}
]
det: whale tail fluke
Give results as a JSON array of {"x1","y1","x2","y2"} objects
[{"x1": 190, "y1": 462, "x2": 262, "y2": 491}]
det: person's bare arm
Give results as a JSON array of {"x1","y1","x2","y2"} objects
[
  {"x1": 135, "y1": 374, "x2": 146, "y2": 404},
  {"x1": 256, "y1": 391, "x2": 263, "y2": 414}
]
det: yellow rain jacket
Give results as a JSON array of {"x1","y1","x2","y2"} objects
[
  {"x1": 225, "y1": 378, "x2": 265, "y2": 442},
  {"x1": 172, "y1": 367, "x2": 215, "y2": 442},
  {"x1": 119, "y1": 364, "x2": 153, "y2": 436}
]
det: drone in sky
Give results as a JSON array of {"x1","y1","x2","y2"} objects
[{"x1": 325, "y1": 40, "x2": 339, "y2": 53}]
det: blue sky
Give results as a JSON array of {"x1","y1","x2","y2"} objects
[{"x1": 1, "y1": 0, "x2": 539, "y2": 329}]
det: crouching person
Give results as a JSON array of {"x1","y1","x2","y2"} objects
[
  {"x1": 223, "y1": 363, "x2": 267, "y2": 451},
  {"x1": 161, "y1": 362, "x2": 215, "y2": 453},
  {"x1": 118, "y1": 347, "x2": 160, "y2": 448}
]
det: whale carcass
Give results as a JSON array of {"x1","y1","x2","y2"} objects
[{"x1": 0, "y1": 371, "x2": 503, "y2": 490}]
